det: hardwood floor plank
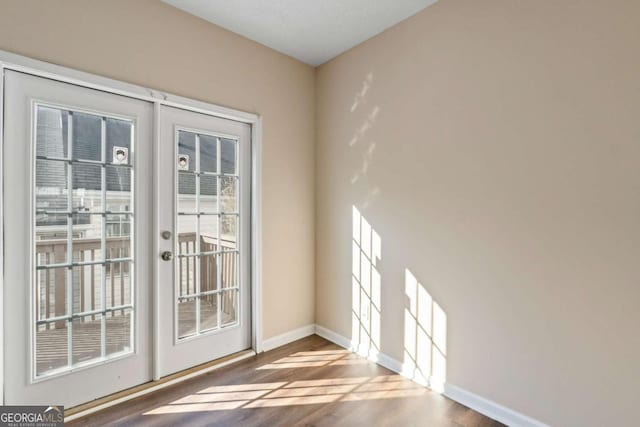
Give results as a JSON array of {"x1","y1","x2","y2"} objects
[{"x1": 68, "y1": 335, "x2": 503, "y2": 427}]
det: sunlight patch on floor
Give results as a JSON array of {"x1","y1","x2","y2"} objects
[{"x1": 143, "y1": 370, "x2": 426, "y2": 415}]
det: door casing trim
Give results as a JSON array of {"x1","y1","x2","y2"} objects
[{"x1": 0, "y1": 49, "x2": 264, "y2": 403}]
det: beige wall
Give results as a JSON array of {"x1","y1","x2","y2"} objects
[
  {"x1": 2, "y1": 0, "x2": 640, "y2": 424},
  {"x1": 0, "y1": 0, "x2": 316, "y2": 340},
  {"x1": 316, "y1": 0, "x2": 640, "y2": 426}
]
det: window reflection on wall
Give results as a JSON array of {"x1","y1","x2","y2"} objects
[
  {"x1": 403, "y1": 269, "x2": 447, "y2": 392},
  {"x1": 351, "y1": 206, "x2": 381, "y2": 359}
]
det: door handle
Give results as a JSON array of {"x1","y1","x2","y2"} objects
[{"x1": 161, "y1": 251, "x2": 173, "y2": 261}]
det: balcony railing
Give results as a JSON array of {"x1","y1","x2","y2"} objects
[{"x1": 35, "y1": 233, "x2": 237, "y2": 327}]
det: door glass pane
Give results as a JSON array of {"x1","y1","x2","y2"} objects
[
  {"x1": 177, "y1": 256, "x2": 196, "y2": 298},
  {"x1": 106, "y1": 308, "x2": 132, "y2": 356},
  {"x1": 200, "y1": 175, "x2": 217, "y2": 213},
  {"x1": 36, "y1": 268, "x2": 67, "y2": 322},
  {"x1": 36, "y1": 159, "x2": 68, "y2": 212},
  {"x1": 220, "y1": 214, "x2": 237, "y2": 249},
  {"x1": 178, "y1": 172, "x2": 196, "y2": 213},
  {"x1": 72, "y1": 213, "x2": 103, "y2": 262},
  {"x1": 200, "y1": 135, "x2": 217, "y2": 173},
  {"x1": 106, "y1": 165, "x2": 131, "y2": 212},
  {"x1": 73, "y1": 164, "x2": 102, "y2": 212},
  {"x1": 177, "y1": 215, "x2": 197, "y2": 255},
  {"x1": 72, "y1": 315, "x2": 102, "y2": 365},
  {"x1": 177, "y1": 131, "x2": 196, "y2": 172},
  {"x1": 106, "y1": 118, "x2": 132, "y2": 164},
  {"x1": 220, "y1": 138, "x2": 236, "y2": 174},
  {"x1": 106, "y1": 213, "x2": 132, "y2": 259},
  {"x1": 36, "y1": 213, "x2": 68, "y2": 266},
  {"x1": 200, "y1": 295, "x2": 218, "y2": 332},
  {"x1": 106, "y1": 261, "x2": 132, "y2": 308},
  {"x1": 33, "y1": 105, "x2": 135, "y2": 378},
  {"x1": 34, "y1": 269, "x2": 67, "y2": 375},
  {"x1": 221, "y1": 252, "x2": 238, "y2": 289},
  {"x1": 35, "y1": 320, "x2": 68, "y2": 376},
  {"x1": 36, "y1": 106, "x2": 68, "y2": 159},
  {"x1": 178, "y1": 297, "x2": 197, "y2": 339},
  {"x1": 200, "y1": 215, "x2": 218, "y2": 252},
  {"x1": 72, "y1": 265, "x2": 102, "y2": 315},
  {"x1": 72, "y1": 112, "x2": 102, "y2": 161},
  {"x1": 200, "y1": 255, "x2": 218, "y2": 292},
  {"x1": 175, "y1": 130, "x2": 240, "y2": 340},
  {"x1": 221, "y1": 290, "x2": 238, "y2": 327},
  {"x1": 220, "y1": 176, "x2": 237, "y2": 213}
]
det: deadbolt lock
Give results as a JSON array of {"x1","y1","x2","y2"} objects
[{"x1": 161, "y1": 251, "x2": 173, "y2": 261}]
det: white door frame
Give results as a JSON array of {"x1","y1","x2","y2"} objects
[{"x1": 0, "y1": 49, "x2": 264, "y2": 403}]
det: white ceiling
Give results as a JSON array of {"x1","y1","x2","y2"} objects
[{"x1": 162, "y1": 0, "x2": 439, "y2": 66}]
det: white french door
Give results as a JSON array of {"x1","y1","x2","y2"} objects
[
  {"x1": 2, "y1": 70, "x2": 253, "y2": 407},
  {"x1": 156, "y1": 106, "x2": 251, "y2": 377},
  {"x1": 3, "y1": 71, "x2": 153, "y2": 407}
]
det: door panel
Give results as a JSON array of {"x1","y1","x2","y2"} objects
[
  {"x1": 157, "y1": 106, "x2": 251, "y2": 377},
  {"x1": 3, "y1": 71, "x2": 153, "y2": 407}
]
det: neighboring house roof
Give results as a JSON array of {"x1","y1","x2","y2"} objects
[{"x1": 35, "y1": 107, "x2": 237, "y2": 213}]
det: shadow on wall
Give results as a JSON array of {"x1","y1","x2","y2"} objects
[{"x1": 351, "y1": 206, "x2": 447, "y2": 394}]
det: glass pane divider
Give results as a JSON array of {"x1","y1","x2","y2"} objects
[
  {"x1": 35, "y1": 262, "x2": 69, "y2": 270},
  {"x1": 177, "y1": 170, "x2": 238, "y2": 178},
  {"x1": 195, "y1": 133, "x2": 201, "y2": 335},
  {"x1": 100, "y1": 116, "x2": 107, "y2": 359},
  {"x1": 216, "y1": 136, "x2": 222, "y2": 329},
  {"x1": 35, "y1": 155, "x2": 70, "y2": 163},
  {"x1": 66, "y1": 111, "x2": 74, "y2": 369},
  {"x1": 35, "y1": 155, "x2": 134, "y2": 168},
  {"x1": 35, "y1": 257, "x2": 133, "y2": 270},
  {"x1": 175, "y1": 249, "x2": 237, "y2": 259},
  {"x1": 176, "y1": 211, "x2": 239, "y2": 216},
  {"x1": 36, "y1": 210, "x2": 133, "y2": 215},
  {"x1": 36, "y1": 304, "x2": 134, "y2": 325},
  {"x1": 177, "y1": 287, "x2": 239, "y2": 301},
  {"x1": 129, "y1": 119, "x2": 136, "y2": 355}
]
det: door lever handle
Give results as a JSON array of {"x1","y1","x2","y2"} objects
[{"x1": 161, "y1": 251, "x2": 173, "y2": 261}]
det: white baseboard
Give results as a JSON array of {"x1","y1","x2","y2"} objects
[
  {"x1": 313, "y1": 324, "x2": 548, "y2": 427},
  {"x1": 443, "y1": 384, "x2": 548, "y2": 427},
  {"x1": 372, "y1": 350, "x2": 403, "y2": 374},
  {"x1": 261, "y1": 324, "x2": 316, "y2": 352},
  {"x1": 314, "y1": 324, "x2": 352, "y2": 349}
]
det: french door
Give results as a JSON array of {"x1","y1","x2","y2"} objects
[
  {"x1": 156, "y1": 106, "x2": 251, "y2": 377},
  {"x1": 2, "y1": 70, "x2": 252, "y2": 407}
]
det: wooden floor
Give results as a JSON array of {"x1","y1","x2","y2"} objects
[{"x1": 69, "y1": 335, "x2": 503, "y2": 427}]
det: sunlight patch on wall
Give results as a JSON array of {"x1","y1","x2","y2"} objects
[
  {"x1": 403, "y1": 269, "x2": 447, "y2": 393},
  {"x1": 352, "y1": 206, "x2": 382, "y2": 361},
  {"x1": 350, "y1": 72, "x2": 373, "y2": 113}
]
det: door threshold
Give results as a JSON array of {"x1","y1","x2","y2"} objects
[{"x1": 65, "y1": 349, "x2": 256, "y2": 422}]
